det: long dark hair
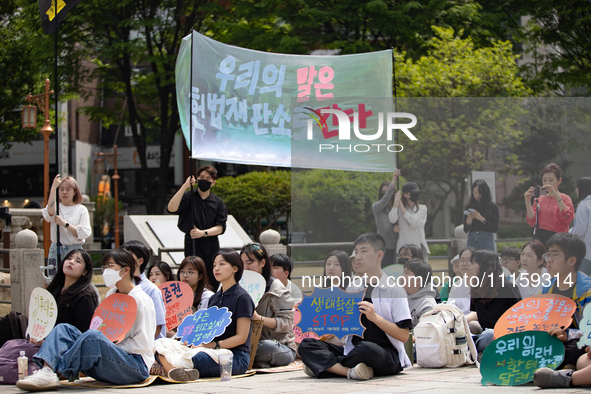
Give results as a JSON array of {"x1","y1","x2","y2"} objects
[
  {"x1": 47, "y1": 249, "x2": 98, "y2": 309},
  {"x1": 470, "y1": 250, "x2": 503, "y2": 304},
  {"x1": 102, "y1": 249, "x2": 141, "y2": 287},
  {"x1": 577, "y1": 177, "x2": 591, "y2": 202},
  {"x1": 323, "y1": 250, "x2": 352, "y2": 290},
  {"x1": 178, "y1": 256, "x2": 212, "y2": 310},
  {"x1": 240, "y1": 243, "x2": 271, "y2": 283},
  {"x1": 466, "y1": 179, "x2": 493, "y2": 217},
  {"x1": 378, "y1": 181, "x2": 394, "y2": 207}
]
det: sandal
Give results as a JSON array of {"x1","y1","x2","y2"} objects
[{"x1": 168, "y1": 368, "x2": 200, "y2": 382}]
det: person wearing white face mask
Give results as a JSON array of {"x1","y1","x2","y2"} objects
[{"x1": 17, "y1": 250, "x2": 156, "y2": 391}]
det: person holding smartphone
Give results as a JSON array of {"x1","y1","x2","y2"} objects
[{"x1": 525, "y1": 163, "x2": 574, "y2": 246}]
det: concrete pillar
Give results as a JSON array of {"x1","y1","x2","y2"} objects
[
  {"x1": 10, "y1": 229, "x2": 44, "y2": 315},
  {"x1": 260, "y1": 229, "x2": 286, "y2": 256}
]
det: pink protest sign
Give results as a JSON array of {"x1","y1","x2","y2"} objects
[
  {"x1": 159, "y1": 281, "x2": 193, "y2": 330},
  {"x1": 26, "y1": 288, "x2": 58, "y2": 342},
  {"x1": 494, "y1": 295, "x2": 576, "y2": 339},
  {"x1": 90, "y1": 293, "x2": 137, "y2": 344}
]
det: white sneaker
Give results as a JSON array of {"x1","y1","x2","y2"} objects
[
  {"x1": 16, "y1": 367, "x2": 60, "y2": 391},
  {"x1": 347, "y1": 363, "x2": 374, "y2": 380},
  {"x1": 303, "y1": 364, "x2": 315, "y2": 377}
]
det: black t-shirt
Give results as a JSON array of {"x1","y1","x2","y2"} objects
[
  {"x1": 208, "y1": 283, "x2": 255, "y2": 354},
  {"x1": 352, "y1": 285, "x2": 412, "y2": 349},
  {"x1": 50, "y1": 289, "x2": 98, "y2": 333},
  {"x1": 169, "y1": 190, "x2": 228, "y2": 252},
  {"x1": 471, "y1": 279, "x2": 521, "y2": 330}
]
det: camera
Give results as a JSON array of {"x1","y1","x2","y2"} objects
[
  {"x1": 0, "y1": 207, "x2": 11, "y2": 226},
  {"x1": 533, "y1": 186, "x2": 541, "y2": 198}
]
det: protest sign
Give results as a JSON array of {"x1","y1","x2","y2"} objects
[
  {"x1": 293, "y1": 326, "x2": 320, "y2": 343},
  {"x1": 177, "y1": 306, "x2": 232, "y2": 346},
  {"x1": 480, "y1": 331, "x2": 565, "y2": 386},
  {"x1": 90, "y1": 293, "x2": 137, "y2": 344},
  {"x1": 26, "y1": 288, "x2": 57, "y2": 342},
  {"x1": 577, "y1": 304, "x2": 591, "y2": 349},
  {"x1": 159, "y1": 281, "x2": 193, "y2": 330},
  {"x1": 296, "y1": 287, "x2": 364, "y2": 339},
  {"x1": 175, "y1": 32, "x2": 394, "y2": 171},
  {"x1": 382, "y1": 264, "x2": 404, "y2": 280},
  {"x1": 494, "y1": 295, "x2": 576, "y2": 338},
  {"x1": 239, "y1": 270, "x2": 266, "y2": 306}
]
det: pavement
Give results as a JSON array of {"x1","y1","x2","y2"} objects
[{"x1": 4, "y1": 365, "x2": 589, "y2": 394}]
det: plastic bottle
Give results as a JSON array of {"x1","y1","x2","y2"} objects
[{"x1": 17, "y1": 351, "x2": 28, "y2": 380}]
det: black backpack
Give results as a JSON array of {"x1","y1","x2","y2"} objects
[{"x1": 0, "y1": 312, "x2": 28, "y2": 348}]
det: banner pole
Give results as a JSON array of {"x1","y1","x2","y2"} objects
[
  {"x1": 54, "y1": 1, "x2": 61, "y2": 267},
  {"x1": 189, "y1": 28, "x2": 196, "y2": 256},
  {"x1": 393, "y1": 50, "x2": 399, "y2": 190}
]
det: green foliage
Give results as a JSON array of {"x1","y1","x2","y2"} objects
[
  {"x1": 89, "y1": 195, "x2": 124, "y2": 243},
  {"x1": 292, "y1": 169, "x2": 390, "y2": 242},
  {"x1": 213, "y1": 171, "x2": 291, "y2": 241},
  {"x1": 395, "y1": 27, "x2": 531, "y2": 228}
]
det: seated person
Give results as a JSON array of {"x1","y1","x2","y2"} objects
[
  {"x1": 517, "y1": 240, "x2": 548, "y2": 298},
  {"x1": 241, "y1": 243, "x2": 297, "y2": 368},
  {"x1": 540, "y1": 233, "x2": 591, "y2": 369},
  {"x1": 448, "y1": 247, "x2": 476, "y2": 315},
  {"x1": 271, "y1": 253, "x2": 293, "y2": 288},
  {"x1": 469, "y1": 250, "x2": 521, "y2": 354},
  {"x1": 397, "y1": 244, "x2": 424, "y2": 266},
  {"x1": 120, "y1": 241, "x2": 166, "y2": 339},
  {"x1": 156, "y1": 249, "x2": 254, "y2": 380},
  {"x1": 178, "y1": 256, "x2": 214, "y2": 312},
  {"x1": 16, "y1": 250, "x2": 156, "y2": 391},
  {"x1": 439, "y1": 254, "x2": 460, "y2": 303},
  {"x1": 534, "y1": 345, "x2": 591, "y2": 388},
  {"x1": 299, "y1": 233, "x2": 412, "y2": 380},
  {"x1": 402, "y1": 260, "x2": 437, "y2": 327},
  {"x1": 500, "y1": 246, "x2": 521, "y2": 281},
  {"x1": 322, "y1": 250, "x2": 352, "y2": 290},
  {"x1": 146, "y1": 261, "x2": 173, "y2": 286}
]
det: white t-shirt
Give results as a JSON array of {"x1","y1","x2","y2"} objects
[
  {"x1": 517, "y1": 268, "x2": 549, "y2": 299},
  {"x1": 106, "y1": 286, "x2": 156, "y2": 369},
  {"x1": 42, "y1": 203, "x2": 92, "y2": 245},
  {"x1": 388, "y1": 204, "x2": 430, "y2": 254},
  {"x1": 448, "y1": 280, "x2": 471, "y2": 315}
]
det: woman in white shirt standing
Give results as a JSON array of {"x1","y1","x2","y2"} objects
[
  {"x1": 517, "y1": 240, "x2": 548, "y2": 299},
  {"x1": 16, "y1": 249, "x2": 156, "y2": 391},
  {"x1": 389, "y1": 182, "x2": 430, "y2": 261},
  {"x1": 42, "y1": 174, "x2": 92, "y2": 267}
]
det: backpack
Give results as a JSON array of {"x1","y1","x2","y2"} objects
[
  {"x1": 0, "y1": 339, "x2": 40, "y2": 384},
  {"x1": 0, "y1": 312, "x2": 28, "y2": 348},
  {"x1": 414, "y1": 304, "x2": 478, "y2": 368}
]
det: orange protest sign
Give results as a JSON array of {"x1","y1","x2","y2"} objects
[
  {"x1": 494, "y1": 295, "x2": 576, "y2": 339},
  {"x1": 90, "y1": 293, "x2": 137, "y2": 344},
  {"x1": 159, "y1": 281, "x2": 193, "y2": 331}
]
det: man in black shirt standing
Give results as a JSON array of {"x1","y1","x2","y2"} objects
[{"x1": 167, "y1": 165, "x2": 227, "y2": 288}]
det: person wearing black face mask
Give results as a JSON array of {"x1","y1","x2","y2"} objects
[
  {"x1": 388, "y1": 182, "x2": 430, "y2": 262},
  {"x1": 167, "y1": 165, "x2": 228, "y2": 288}
]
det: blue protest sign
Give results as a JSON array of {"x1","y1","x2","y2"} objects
[
  {"x1": 296, "y1": 287, "x2": 365, "y2": 339},
  {"x1": 577, "y1": 303, "x2": 591, "y2": 349},
  {"x1": 177, "y1": 306, "x2": 232, "y2": 346},
  {"x1": 480, "y1": 331, "x2": 565, "y2": 386}
]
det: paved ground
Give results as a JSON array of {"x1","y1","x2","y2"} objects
[{"x1": 4, "y1": 365, "x2": 588, "y2": 394}]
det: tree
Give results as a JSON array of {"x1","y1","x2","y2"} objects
[
  {"x1": 395, "y1": 26, "x2": 531, "y2": 230},
  {"x1": 213, "y1": 171, "x2": 291, "y2": 241},
  {"x1": 516, "y1": 0, "x2": 591, "y2": 94}
]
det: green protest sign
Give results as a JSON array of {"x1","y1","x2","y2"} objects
[{"x1": 480, "y1": 331, "x2": 564, "y2": 386}]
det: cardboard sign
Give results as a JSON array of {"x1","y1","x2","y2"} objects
[
  {"x1": 90, "y1": 293, "x2": 137, "y2": 344},
  {"x1": 177, "y1": 306, "x2": 232, "y2": 346},
  {"x1": 494, "y1": 295, "x2": 576, "y2": 338},
  {"x1": 480, "y1": 331, "x2": 565, "y2": 386},
  {"x1": 382, "y1": 264, "x2": 404, "y2": 280},
  {"x1": 159, "y1": 281, "x2": 193, "y2": 331},
  {"x1": 293, "y1": 326, "x2": 320, "y2": 343},
  {"x1": 296, "y1": 287, "x2": 365, "y2": 339},
  {"x1": 26, "y1": 288, "x2": 58, "y2": 342},
  {"x1": 577, "y1": 303, "x2": 591, "y2": 349},
  {"x1": 239, "y1": 270, "x2": 266, "y2": 306}
]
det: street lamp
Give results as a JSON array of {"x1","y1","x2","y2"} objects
[
  {"x1": 23, "y1": 79, "x2": 54, "y2": 256},
  {"x1": 95, "y1": 146, "x2": 121, "y2": 248}
]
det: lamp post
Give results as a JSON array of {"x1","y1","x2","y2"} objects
[
  {"x1": 23, "y1": 79, "x2": 54, "y2": 256},
  {"x1": 95, "y1": 146, "x2": 121, "y2": 248}
]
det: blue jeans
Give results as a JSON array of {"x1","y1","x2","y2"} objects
[
  {"x1": 254, "y1": 339, "x2": 296, "y2": 367},
  {"x1": 580, "y1": 258, "x2": 591, "y2": 276},
  {"x1": 34, "y1": 324, "x2": 148, "y2": 384},
  {"x1": 474, "y1": 328, "x2": 495, "y2": 353},
  {"x1": 467, "y1": 231, "x2": 496, "y2": 252},
  {"x1": 191, "y1": 349, "x2": 250, "y2": 377}
]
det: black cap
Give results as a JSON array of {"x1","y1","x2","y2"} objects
[{"x1": 402, "y1": 182, "x2": 421, "y2": 194}]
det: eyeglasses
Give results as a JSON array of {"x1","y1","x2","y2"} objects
[
  {"x1": 179, "y1": 270, "x2": 196, "y2": 277},
  {"x1": 542, "y1": 253, "x2": 572, "y2": 262},
  {"x1": 101, "y1": 263, "x2": 119, "y2": 272}
]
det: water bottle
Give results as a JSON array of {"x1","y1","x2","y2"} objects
[{"x1": 17, "y1": 351, "x2": 28, "y2": 380}]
